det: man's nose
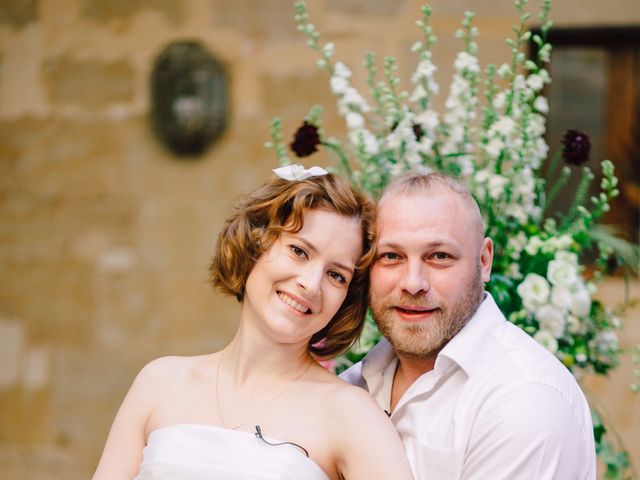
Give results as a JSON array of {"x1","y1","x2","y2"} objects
[{"x1": 401, "y1": 260, "x2": 430, "y2": 296}]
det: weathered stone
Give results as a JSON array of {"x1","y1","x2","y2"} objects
[
  {"x1": 211, "y1": 0, "x2": 298, "y2": 39},
  {"x1": 0, "y1": 318, "x2": 25, "y2": 389},
  {"x1": 0, "y1": 0, "x2": 38, "y2": 28},
  {"x1": 81, "y1": 0, "x2": 183, "y2": 25},
  {"x1": 42, "y1": 57, "x2": 135, "y2": 110},
  {"x1": 327, "y1": 0, "x2": 407, "y2": 16},
  {"x1": 0, "y1": 118, "x2": 128, "y2": 197},
  {"x1": 262, "y1": 70, "x2": 336, "y2": 124}
]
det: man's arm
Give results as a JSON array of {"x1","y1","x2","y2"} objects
[{"x1": 462, "y1": 382, "x2": 595, "y2": 480}]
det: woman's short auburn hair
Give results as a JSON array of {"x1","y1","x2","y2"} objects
[{"x1": 209, "y1": 172, "x2": 375, "y2": 359}]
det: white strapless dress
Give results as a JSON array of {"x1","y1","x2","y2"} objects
[{"x1": 133, "y1": 424, "x2": 331, "y2": 480}]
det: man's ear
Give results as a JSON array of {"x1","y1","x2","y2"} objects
[{"x1": 480, "y1": 237, "x2": 493, "y2": 283}]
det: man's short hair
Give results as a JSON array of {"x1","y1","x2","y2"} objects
[{"x1": 380, "y1": 171, "x2": 485, "y2": 238}]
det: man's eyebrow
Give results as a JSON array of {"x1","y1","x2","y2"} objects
[
  {"x1": 297, "y1": 237, "x2": 355, "y2": 274},
  {"x1": 377, "y1": 239, "x2": 461, "y2": 250}
]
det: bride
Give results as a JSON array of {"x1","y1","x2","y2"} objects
[{"x1": 93, "y1": 166, "x2": 414, "y2": 479}]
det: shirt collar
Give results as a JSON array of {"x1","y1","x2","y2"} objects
[
  {"x1": 437, "y1": 292, "x2": 505, "y2": 377},
  {"x1": 361, "y1": 292, "x2": 505, "y2": 385}
]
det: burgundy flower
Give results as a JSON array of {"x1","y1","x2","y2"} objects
[
  {"x1": 412, "y1": 122, "x2": 425, "y2": 141},
  {"x1": 561, "y1": 129, "x2": 591, "y2": 166},
  {"x1": 290, "y1": 121, "x2": 321, "y2": 157}
]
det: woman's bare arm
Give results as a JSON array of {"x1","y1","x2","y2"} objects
[
  {"x1": 92, "y1": 358, "x2": 171, "y2": 480},
  {"x1": 332, "y1": 386, "x2": 414, "y2": 480}
]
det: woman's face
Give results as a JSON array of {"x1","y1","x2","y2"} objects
[{"x1": 243, "y1": 208, "x2": 363, "y2": 347}]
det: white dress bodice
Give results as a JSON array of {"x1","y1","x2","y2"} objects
[{"x1": 133, "y1": 423, "x2": 331, "y2": 480}]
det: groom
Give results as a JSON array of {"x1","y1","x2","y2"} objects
[{"x1": 342, "y1": 172, "x2": 595, "y2": 479}]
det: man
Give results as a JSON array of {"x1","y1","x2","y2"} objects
[{"x1": 342, "y1": 172, "x2": 595, "y2": 479}]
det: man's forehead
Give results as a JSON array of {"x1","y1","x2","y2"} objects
[
  {"x1": 378, "y1": 187, "x2": 466, "y2": 216},
  {"x1": 376, "y1": 188, "x2": 482, "y2": 243}
]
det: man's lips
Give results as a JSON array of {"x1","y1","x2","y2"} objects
[{"x1": 393, "y1": 305, "x2": 438, "y2": 320}]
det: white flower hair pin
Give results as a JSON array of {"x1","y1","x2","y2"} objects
[{"x1": 273, "y1": 164, "x2": 328, "y2": 181}]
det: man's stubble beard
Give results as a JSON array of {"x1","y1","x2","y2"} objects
[{"x1": 371, "y1": 264, "x2": 485, "y2": 360}]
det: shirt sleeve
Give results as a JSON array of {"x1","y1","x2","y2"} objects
[
  {"x1": 338, "y1": 362, "x2": 366, "y2": 388},
  {"x1": 462, "y1": 381, "x2": 595, "y2": 480}
]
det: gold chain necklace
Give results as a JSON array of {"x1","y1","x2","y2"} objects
[{"x1": 215, "y1": 349, "x2": 313, "y2": 430}]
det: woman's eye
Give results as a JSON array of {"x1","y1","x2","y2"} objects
[
  {"x1": 290, "y1": 245, "x2": 307, "y2": 258},
  {"x1": 328, "y1": 271, "x2": 347, "y2": 284}
]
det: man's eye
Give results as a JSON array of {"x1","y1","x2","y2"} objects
[
  {"x1": 381, "y1": 252, "x2": 400, "y2": 261},
  {"x1": 328, "y1": 271, "x2": 347, "y2": 284},
  {"x1": 290, "y1": 245, "x2": 307, "y2": 258},
  {"x1": 433, "y1": 252, "x2": 450, "y2": 260}
]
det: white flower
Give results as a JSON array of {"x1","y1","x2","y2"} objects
[
  {"x1": 547, "y1": 252, "x2": 579, "y2": 287},
  {"x1": 492, "y1": 92, "x2": 506, "y2": 110},
  {"x1": 414, "y1": 59, "x2": 437, "y2": 79},
  {"x1": 349, "y1": 129, "x2": 379, "y2": 155},
  {"x1": 534, "y1": 330, "x2": 558, "y2": 353},
  {"x1": 567, "y1": 315, "x2": 586, "y2": 335},
  {"x1": 491, "y1": 116, "x2": 517, "y2": 136},
  {"x1": 524, "y1": 236, "x2": 544, "y2": 255},
  {"x1": 484, "y1": 138, "x2": 504, "y2": 158},
  {"x1": 334, "y1": 62, "x2": 352, "y2": 78},
  {"x1": 591, "y1": 330, "x2": 619, "y2": 352},
  {"x1": 272, "y1": 165, "x2": 328, "y2": 181},
  {"x1": 517, "y1": 273, "x2": 550, "y2": 311},
  {"x1": 417, "y1": 136, "x2": 434, "y2": 155},
  {"x1": 569, "y1": 286, "x2": 591, "y2": 317},
  {"x1": 534, "y1": 96, "x2": 549, "y2": 113},
  {"x1": 550, "y1": 285, "x2": 572, "y2": 310},
  {"x1": 415, "y1": 110, "x2": 439, "y2": 131},
  {"x1": 506, "y1": 262, "x2": 522, "y2": 279},
  {"x1": 454, "y1": 51, "x2": 480, "y2": 73},
  {"x1": 345, "y1": 112, "x2": 364, "y2": 130},
  {"x1": 339, "y1": 87, "x2": 370, "y2": 112},
  {"x1": 526, "y1": 74, "x2": 544, "y2": 92},
  {"x1": 330, "y1": 76, "x2": 349, "y2": 94},
  {"x1": 536, "y1": 305, "x2": 566, "y2": 337},
  {"x1": 488, "y1": 174, "x2": 508, "y2": 200},
  {"x1": 497, "y1": 63, "x2": 511, "y2": 78},
  {"x1": 409, "y1": 84, "x2": 427, "y2": 102},
  {"x1": 323, "y1": 42, "x2": 335, "y2": 57}
]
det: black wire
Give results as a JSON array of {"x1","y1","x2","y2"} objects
[{"x1": 254, "y1": 425, "x2": 309, "y2": 458}]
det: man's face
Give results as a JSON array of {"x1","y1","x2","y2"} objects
[{"x1": 370, "y1": 188, "x2": 493, "y2": 360}]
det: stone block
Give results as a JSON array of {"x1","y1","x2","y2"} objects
[
  {"x1": 211, "y1": 0, "x2": 298, "y2": 39},
  {"x1": 0, "y1": 0, "x2": 38, "y2": 28},
  {"x1": 42, "y1": 57, "x2": 135, "y2": 110},
  {"x1": 327, "y1": 0, "x2": 407, "y2": 16},
  {"x1": 262, "y1": 70, "x2": 335, "y2": 124},
  {"x1": 81, "y1": 0, "x2": 183, "y2": 25},
  {"x1": 0, "y1": 318, "x2": 26, "y2": 389},
  {"x1": 0, "y1": 118, "x2": 128, "y2": 198},
  {"x1": 0, "y1": 259, "x2": 95, "y2": 345}
]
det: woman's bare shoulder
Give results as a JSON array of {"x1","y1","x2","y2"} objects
[{"x1": 133, "y1": 353, "x2": 218, "y2": 393}]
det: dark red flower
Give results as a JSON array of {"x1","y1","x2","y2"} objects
[
  {"x1": 561, "y1": 129, "x2": 591, "y2": 166},
  {"x1": 290, "y1": 121, "x2": 321, "y2": 157},
  {"x1": 412, "y1": 122, "x2": 425, "y2": 141}
]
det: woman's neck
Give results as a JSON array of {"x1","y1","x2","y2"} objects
[{"x1": 222, "y1": 321, "x2": 313, "y2": 385}]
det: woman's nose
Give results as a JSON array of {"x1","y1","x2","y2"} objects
[{"x1": 296, "y1": 264, "x2": 323, "y2": 296}]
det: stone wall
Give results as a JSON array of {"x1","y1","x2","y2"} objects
[{"x1": 0, "y1": 1, "x2": 638, "y2": 477}]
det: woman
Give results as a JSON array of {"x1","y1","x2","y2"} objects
[{"x1": 93, "y1": 165, "x2": 413, "y2": 480}]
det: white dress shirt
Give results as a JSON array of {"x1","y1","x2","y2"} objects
[{"x1": 341, "y1": 293, "x2": 595, "y2": 480}]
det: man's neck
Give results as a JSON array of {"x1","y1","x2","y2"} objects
[{"x1": 390, "y1": 354, "x2": 436, "y2": 411}]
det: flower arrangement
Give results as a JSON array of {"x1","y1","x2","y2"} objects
[{"x1": 266, "y1": 1, "x2": 639, "y2": 476}]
